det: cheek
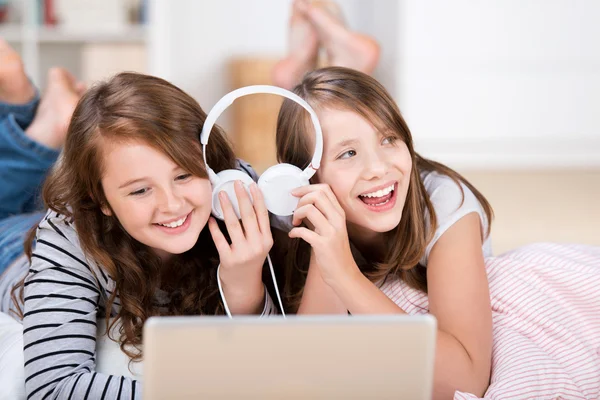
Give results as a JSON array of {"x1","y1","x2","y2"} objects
[
  {"x1": 189, "y1": 180, "x2": 213, "y2": 204},
  {"x1": 318, "y1": 166, "x2": 356, "y2": 202},
  {"x1": 110, "y1": 198, "x2": 154, "y2": 229},
  {"x1": 329, "y1": 181, "x2": 353, "y2": 204},
  {"x1": 403, "y1": 157, "x2": 413, "y2": 175},
  {"x1": 394, "y1": 144, "x2": 413, "y2": 174}
]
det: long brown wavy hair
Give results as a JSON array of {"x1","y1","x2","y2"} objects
[
  {"x1": 276, "y1": 67, "x2": 493, "y2": 310},
  {"x1": 12, "y1": 72, "x2": 236, "y2": 361}
]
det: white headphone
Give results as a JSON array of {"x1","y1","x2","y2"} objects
[
  {"x1": 202, "y1": 85, "x2": 323, "y2": 319},
  {"x1": 200, "y1": 85, "x2": 323, "y2": 219}
]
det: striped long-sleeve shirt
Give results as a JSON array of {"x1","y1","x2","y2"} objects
[{"x1": 12, "y1": 210, "x2": 277, "y2": 400}]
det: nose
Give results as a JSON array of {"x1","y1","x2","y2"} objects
[
  {"x1": 157, "y1": 186, "x2": 185, "y2": 213},
  {"x1": 361, "y1": 149, "x2": 387, "y2": 181}
]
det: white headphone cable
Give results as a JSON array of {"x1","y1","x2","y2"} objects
[{"x1": 217, "y1": 253, "x2": 286, "y2": 318}]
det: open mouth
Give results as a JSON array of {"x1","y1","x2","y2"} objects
[{"x1": 358, "y1": 183, "x2": 396, "y2": 207}]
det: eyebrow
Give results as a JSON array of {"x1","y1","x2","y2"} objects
[
  {"x1": 118, "y1": 178, "x2": 148, "y2": 189},
  {"x1": 329, "y1": 138, "x2": 359, "y2": 154},
  {"x1": 117, "y1": 166, "x2": 182, "y2": 189},
  {"x1": 380, "y1": 129, "x2": 397, "y2": 137}
]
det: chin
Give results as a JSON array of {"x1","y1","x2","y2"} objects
[
  {"x1": 351, "y1": 211, "x2": 403, "y2": 234},
  {"x1": 156, "y1": 233, "x2": 199, "y2": 255},
  {"x1": 158, "y1": 242, "x2": 195, "y2": 255},
  {"x1": 367, "y1": 219, "x2": 402, "y2": 234}
]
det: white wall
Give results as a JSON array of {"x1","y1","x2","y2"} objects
[
  {"x1": 395, "y1": 0, "x2": 600, "y2": 168},
  {"x1": 148, "y1": 0, "x2": 600, "y2": 169},
  {"x1": 148, "y1": 0, "x2": 287, "y2": 109}
]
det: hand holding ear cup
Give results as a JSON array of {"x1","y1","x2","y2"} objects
[
  {"x1": 209, "y1": 169, "x2": 256, "y2": 220},
  {"x1": 201, "y1": 85, "x2": 323, "y2": 218},
  {"x1": 257, "y1": 164, "x2": 310, "y2": 216},
  {"x1": 202, "y1": 87, "x2": 302, "y2": 318}
]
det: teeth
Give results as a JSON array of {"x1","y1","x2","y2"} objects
[
  {"x1": 360, "y1": 184, "x2": 394, "y2": 198},
  {"x1": 374, "y1": 198, "x2": 391, "y2": 206},
  {"x1": 158, "y1": 215, "x2": 187, "y2": 228}
]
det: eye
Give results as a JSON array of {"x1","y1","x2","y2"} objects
[
  {"x1": 382, "y1": 136, "x2": 397, "y2": 145},
  {"x1": 176, "y1": 173, "x2": 192, "y2": 181},
  {"x1": 130, "y1": 188, "x2": 149, "y2": 196},
  {"x1": 338, "y1": 150, "x2": 357, "y2": 160}
]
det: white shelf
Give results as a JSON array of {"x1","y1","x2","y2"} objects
[{"x1": 0, "y1": 23, "x2": 147, "y2": 44}]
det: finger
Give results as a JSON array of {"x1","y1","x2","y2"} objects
[
  {"x1": 208, "y1": 217, "x2": 231, "y2": 258},
  {"x1": 219, "y1": 191, "x2": 246, "y2": 243},
  {"x1": 292, "y1": 184, "x2": 344, "y2": 216},
  {"x1": 292, "y1": 204, "x2": 331, "y2": 234},
  {"x1": 288, "y1": 226, "x2": 321, "y2": 246},
  {"x1": 234, "y1": 180, "x2": 260, "y2": 237},
  {"x1": 320, "y1": 186, "x2": 345, "y2": 216},
  {"x1": 295, "y1": 190, "x2": 339, "y2": 224},
  {"x1": 249, "y1": 182, "x2": 271, "y2": 236},
  {"x1": 290, "y1": 183, "x2": 322, "y2": 197}
]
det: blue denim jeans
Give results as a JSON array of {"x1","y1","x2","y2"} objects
[{"x1": 0, "y1": 97, "x2": 60, "y2": 276}]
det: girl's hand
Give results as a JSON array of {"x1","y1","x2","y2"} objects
[
  {"x1": 208, "y1": 180, "x2": 273, "y2": 295},
  {"x1": 289, "y1": 184, "x2": 360, "y2": 287}
]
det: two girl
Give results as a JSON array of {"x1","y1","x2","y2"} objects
[{"x1": 2, "y1": 36, "x2": 597, "y2": 399}]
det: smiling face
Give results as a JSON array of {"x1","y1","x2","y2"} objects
[
  {"x1": 100, "y1": 139, "x2": 213, "y2": 260},
  {"x1": 315, "y1": 108, "x2": 413, "y2": 241}
]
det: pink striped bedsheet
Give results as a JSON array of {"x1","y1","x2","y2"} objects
[{"x1": 380, "y1": 243, "x2": 600, "y2": 400}]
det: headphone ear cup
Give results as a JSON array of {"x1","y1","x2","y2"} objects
[
  {"x1": 211, "y1": 170, "x2": 256, "y2": 220},
  {"x1": 258, "y1": 164, "x2": 309, "y2": 216}
]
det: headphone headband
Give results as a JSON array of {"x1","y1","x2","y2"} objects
[{"x1": 200, "y1": 85, "x2": 323, "y2": 179}]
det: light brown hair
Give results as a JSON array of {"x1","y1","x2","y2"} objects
[
  {"x1": 276, "y1": 67, "x2": 493, "y2": 310},
  {"x1": 12, "y1": 72, "x2": 236, "y2": 361}
]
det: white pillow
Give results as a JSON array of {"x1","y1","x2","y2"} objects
[
  {"x1": 0, "y1": 312, "x2": 25, "y2": 400},
  {"x1": 96, "y1": 319, "x2": 143, "y2": 378},
  {"x1": 0, "y1": 312, "x2": 141, "y2": 400}
]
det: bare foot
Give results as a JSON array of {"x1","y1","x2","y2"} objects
[
  {"x1": 0, "y1": 38, "x2": 36, "y2": 104},
  {"x1": 272, "y1": 0, "x2": 320, "y2": 89},
  {"x1": 299, "y1": 0, "x2": 380, "y2": 74},
  {"x1": 25, "y1": 68, "x2": 84, "y2": 149}
]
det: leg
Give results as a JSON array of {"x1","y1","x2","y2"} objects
[
  {"x1": 0, "y1": 39, "x2": 83, "y2": 220},
  {"x1": 299, "y1": 0, "x2": 380, "y2": 74},
  {"x1": 272, "y1": 0, "x2": 381, "y2": 90},
  {"x1": 0, "y1": 38, "x2": 38, "y2": 128},
  {"x1": 272, "y1": 0, "x2": 320, "y2": 90},
  {"x1": 24, "y1": 68, "x2": 85, "y2": 149},
  {"x1": 0, "y1": 211, "x2": 44, "y2": 278}
]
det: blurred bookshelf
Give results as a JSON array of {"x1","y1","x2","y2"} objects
[
  {"x1": 0, "y1": 23, "x2": 146, "y2": 43},
  {"x1": 0, "y1": 0, "x2": 148, "y2": 86}
]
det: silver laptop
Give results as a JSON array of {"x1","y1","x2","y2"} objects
[{"x1": 143, "y1": 315, "x2": 436, "y2": 400}]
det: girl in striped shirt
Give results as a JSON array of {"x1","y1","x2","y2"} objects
[
  {"x1": 0, "y1": 40, "x2": 278, "y2": 399},
  {"x1": 274, "y1": 67, "x2": 599, "y2": 399}
]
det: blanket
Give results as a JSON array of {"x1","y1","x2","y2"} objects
[{"x1": 381, "y1": 243, "x2": 600, "y2": 400}]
